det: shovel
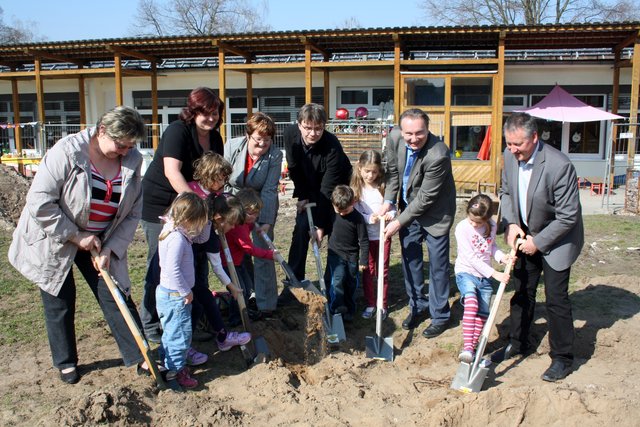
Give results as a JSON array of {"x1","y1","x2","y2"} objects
[
  {"x1": 450, "y1": 238, "x2": 524, "y2": 393},
  {"x1": 91, "y1": 250, "x2": 166, "y2": 389},
  {"x1": 253, "y1": 223, "x2": 323, "y2": 296},
  {"x1": 304, "y1": 203, "x2": 346, "y2": 345},
  {"x1": 365, "y1": 217, "x2": 394, "y2": 361},
  {"x1": 218, "y1": 230, "x2": 271, "y2": 366}
]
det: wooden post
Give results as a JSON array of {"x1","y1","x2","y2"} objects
[
  {"x1": 393, "y1": 37, "x2": 401, "y2": 122},
  {"x1": 218, "y1": 49, "x2": 226, "y2": 140},
  {"x1": 323, "y1": 69, "x2": 330, "y2": 113},
  {"x1": 246, "y1": 70, "x2": 253, "y2": 118},
  {"x1": 629, "y1": 34, "x2": 640, "y2": 168},
  {"x1": 78, "y1": 74, "x2": 86, "y2": 129},
  {"x1": 491, "y1": 32, "x2": 506, "y2": 187},
  {"x1": 305, "y1": 44, "x2": 312, "y2": 104},
  {"x1": 10, "y1": 78, "x2": 21, "y2": 154},
  {"x1": 114, "y1": 52, "x2": 123, "y2": 106},
  {"x1": 151, "y1": 62, "x2": 159, "y2": 150}
]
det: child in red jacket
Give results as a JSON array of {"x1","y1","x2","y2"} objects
[{"x1": 224, "y1": 188, "x2": 277, "y2": 325}]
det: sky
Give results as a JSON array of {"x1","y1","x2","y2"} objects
[{"x1": 2, "y1": 0, "x2": 427, "y2": 42}]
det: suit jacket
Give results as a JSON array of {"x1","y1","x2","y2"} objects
[
  {"x1": 500, "y1": 141, "x2": 584, "y2": 271},
  {"x1": 283, "y1": 124, "x2": 352, "y2": 231},
  {"x1": 224, "y1": 136, "x2": 283, "y2": 226},
  {"x1": 384, "y1": 128, "x2": 456, "y2": 237}
]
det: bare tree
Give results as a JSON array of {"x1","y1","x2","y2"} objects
[
  {"x1": 338, "y1": 17, "x2": 362, "y2": 29},
  {"x1": 0, "y1": 7, "x2": 39, "y2": 43},
  {"x1": 420, "y1": 0, "x2": 640, "y2": 26},
  {"x1": 131, "y1": 0, "x2": 271, "y2": 36}
]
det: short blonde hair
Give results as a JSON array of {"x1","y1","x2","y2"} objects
[{"x1": 160, "y1": 192, "x2": 209, "y2": 240}]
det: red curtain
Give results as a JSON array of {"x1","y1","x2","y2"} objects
[{"x1": 477, "y1": 125, "x2": 491, "y2": 161}]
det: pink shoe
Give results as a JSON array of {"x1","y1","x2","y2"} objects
[
  {"x1": 176, "y1": 367, "x2": 198, "y2": 389},
  {"x1": 218, "y1": 331, "x2": 252, "y2": 352},
  {"x1": 186, "y1": 347, "x2": 208, "y2": 366}
]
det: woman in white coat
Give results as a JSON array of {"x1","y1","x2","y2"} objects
[
  {"x1": 224, "y1": 112, "x2": 282, "y2": 316},
  {"x1": 9, "y1": 106, "x2": 148, "y2": 384}
]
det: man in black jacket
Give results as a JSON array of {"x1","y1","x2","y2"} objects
[{"x1": 283, "y1": 103, "x2": 352, "y2": 293}]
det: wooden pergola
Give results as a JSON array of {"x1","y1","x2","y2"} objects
[{"x1": 1, "y1": 22, "x2": 638, "y2": 188}]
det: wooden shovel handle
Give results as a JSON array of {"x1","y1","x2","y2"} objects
[{"x1": 90, "y1": 250, "x2": 165, "y2": 387}]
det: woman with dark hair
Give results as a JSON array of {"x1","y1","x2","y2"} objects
[
  {"x1": 9, "y1": 106, "x2": 148, "y2": 384},
  {"x1": 224, "y1": 112, "x2": 282, "y2": 316},
  {"x1": 140, "y1": 87, "x2": 225, "y2": 341}
]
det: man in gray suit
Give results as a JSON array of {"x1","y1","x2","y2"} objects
[
  {"x1": 380, "y1": 108, "x2": 456, "y2": 338},
  {"x1": 494, "y1": 112, "x2": 584, "y2": 382}
]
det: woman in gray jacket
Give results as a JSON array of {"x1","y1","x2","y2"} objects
[
  {"x1": 224, "y1": 112, "x2": 282, "y2": 316},
  {"x1": 9, "y1": 106, "x2": 147, "y2": 384}
]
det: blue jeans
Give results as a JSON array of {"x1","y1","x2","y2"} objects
[
  {"x1": 324, "y1": 249, "x2": 359, "y2": 315},
  {"x1": 156, "y1": 286, "x2": 192, "y2": 372},
  {"x1": 455, "y1": 272, "x2": 493, "y2": 317}
]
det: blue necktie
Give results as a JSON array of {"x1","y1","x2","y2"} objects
[{"x1": 402, "y1": 148, "x2": 417, "y2": 204}]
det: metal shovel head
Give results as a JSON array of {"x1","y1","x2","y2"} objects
[
  {"x1": 324, "y1": 313, "x2": 346, "y2": 343},
  {"x1": 253, "y1": 336, "x2": 271, "y2": 362},
  {"x1": 298, "y1": 279, "x2": 323, "y2": 296},
  {"x1": 365, "y1": 335, "x2": 394, "y2": 361},
  {"x1": 450, "y1": 362, "x2": 489, "y2": 393}
]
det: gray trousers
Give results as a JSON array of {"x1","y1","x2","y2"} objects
[
  {"x1": 252, "y1": 225, "x2": 278, "y2": 311},
  {"x1": 140, "y1": 220, "x2": 164, "y2": 336}
]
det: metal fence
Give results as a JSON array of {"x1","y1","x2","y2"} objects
[{"x1": 2, "y1": 120, "x2": 392, "y2": 157}]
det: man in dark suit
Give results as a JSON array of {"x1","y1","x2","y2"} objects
[
  {"x1": 282, "y1": 103, "x2": 352, "y2": 294},
  {"x1": 494, "y1": 112, "x2": 584, "y2": 382},
  {"x1": 380, "y1": 108, "x2": 456, "y2": 338}
]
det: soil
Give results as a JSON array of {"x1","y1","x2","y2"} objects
[{"x1": 1, "y1": 164, "x2": 640, "y2": 426}]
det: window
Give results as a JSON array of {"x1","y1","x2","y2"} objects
[
  {"x1": 451, "y1": 77, "x2": 492, "y2": 106},
  {"x1": 405, "y1": 78, "x2": 445, "y2": 106},
  {"x1": 451, "y1": 125, "x2": 489, "y2": 159},
  {"x1": 340, "y1": 89, "x2": 368, "y2": 105},
  {"x1": 569, "y1": 122, "x2": 600, "y2": 154},
  {"x1": 535, "y1": 119, "x2": 563, "y2": 151}
]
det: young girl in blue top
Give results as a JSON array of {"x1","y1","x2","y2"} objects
[{"x1": 157, "y1": 192, "x2": 211, "y2": 389}]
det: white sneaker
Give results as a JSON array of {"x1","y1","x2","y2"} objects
[
  {"x1": 459, "y1": 350, "x2": 474, "y2": 363},
  {"x1": 361, "y1": 306, "x2": 375, "y2": 319}
]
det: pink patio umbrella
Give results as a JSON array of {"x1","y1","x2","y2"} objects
[{"x1": 515, "y1": 85, "x2": 623, "y2": 122}]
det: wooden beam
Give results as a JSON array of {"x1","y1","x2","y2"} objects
[
  {"x1": 212, "y1": 40, "x2": 251, "y2": 60},
  {"x1": 23, "y1": 49, "x2": 84, "y2": 67},
  {"x1": 218, "y1": 49, "x2": 226, "y2": 141},
  {"x1": 78, "y1": 75, "x2": 86, "y2": 128},
  {"x1": 151, "y1": 62, "x2": 159, "y2": 150},
  {"x1": 300, "y1": 37, "x2": 328, "y2": 57},
  {"x1": 121, "y1": 69, "x2": 155, "y2": 77},
  {"x1": 305, "y1": 44, "x2": 312, "y2": 104},
  {"x1": 222, "y1": 62, "x2": 305, "y2": 71},
  {"x1": 615, "y1": 31, "x2": 639, "y2": 52},
  {"x1": 11, "y1": 78, "x2": 21, "y2": 153},
  {"x1": 114, "y1": 53, "x2": 123, "y2": 105},
  {"x1": 105, "y1": 45, "x2": 158, "y2": 63},
  {"x1": 401, "y1": 58, "x2": 500, "y2": 66}
]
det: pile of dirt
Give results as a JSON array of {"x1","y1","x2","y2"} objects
[{"x1": 0, "y1": 164, "x2": 31, "y2": 228}]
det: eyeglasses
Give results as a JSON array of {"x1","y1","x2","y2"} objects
[
  {"x1": 113, "y1": 139, "x2": 137, "y2": 151},
  {"x1": 250, "y1": 134, "x2": 272, "y2": 146},
  {"x1": 300, "y1": 124, "x2": 325, "y2": 134}
]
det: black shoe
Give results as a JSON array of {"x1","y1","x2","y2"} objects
[
  {"x1": 490, "y1": 343, "x2": 522, "y2": 363},
  {"x1": 59, "y1": 367, "x2": 80, "y2": 384},
  {"x1": 248, "y1": 308, "x2": 263, "y2": 321},
  {"x1": 422, "y1": 322, "x2": 448, "y2": 338},
  {"x1": 542, "y1": 360, "x2": 572, "y2": 382},
  {"x1": 402, "y1": 311, "x2": 426, "y2": 330}
]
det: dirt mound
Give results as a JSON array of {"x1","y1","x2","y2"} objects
[{"x1": 0, "y1": 164, "x2": 31, "y2": 228}]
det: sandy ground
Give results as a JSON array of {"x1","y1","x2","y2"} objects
[{"x1": 1, "y1": 164, "x2": 639, "y2": 426}]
